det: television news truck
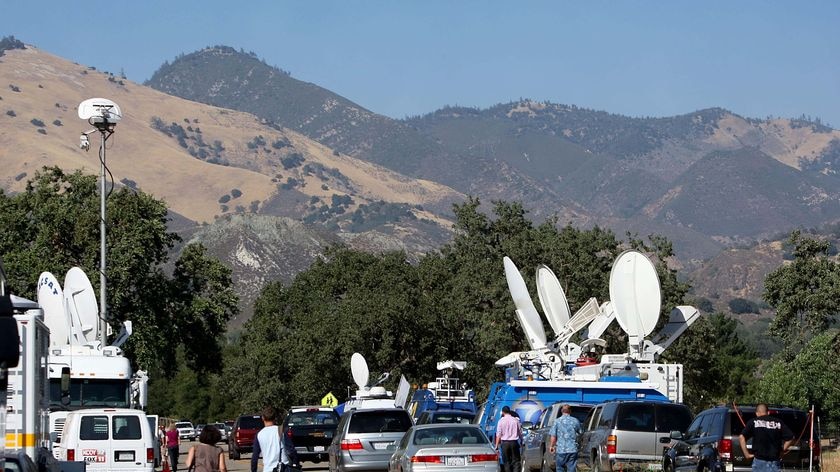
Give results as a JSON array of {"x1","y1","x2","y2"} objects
[{"x1": 1, "y1": 269, "x2": 22, "y2": 472}]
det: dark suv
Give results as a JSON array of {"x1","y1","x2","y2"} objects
[
  {"x1": 229, "y1": 414, "x2": 265, "y2": 460},
  {"x1": 283, "y1": 406, "x2": 340, "y2": 464},
  {"x1": 663, "y1": 405, "x2": 820, "y2": 472}
]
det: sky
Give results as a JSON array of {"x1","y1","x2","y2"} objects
[{"x1": 2, "y1": 1, "x2": 838, "y2": 126}]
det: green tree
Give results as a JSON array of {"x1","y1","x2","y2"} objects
[
  {"x1": 763, "y1": 231, "x2": 840, "y2": 352},
  {"x1": 0, "y1": 167, "x2": 236, "y2": 375}
]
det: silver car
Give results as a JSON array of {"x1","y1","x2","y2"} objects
[
  {"x1": 329, "y1": 408, "x2": 414, "y2": 472},
  {"x1": 388, "y1": 424, "x2": 498, "y2": 472}
]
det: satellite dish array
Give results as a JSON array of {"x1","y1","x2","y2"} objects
[
  {"x1": 37, "y1": 267, "x2": 130, "y2": 350},
  {"x1": 500, "y1": 250, "x2": 699, "y2": 376}
]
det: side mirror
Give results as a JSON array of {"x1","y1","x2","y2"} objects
[
  {"x1": 61, "y1": 367, "x2": 71, "y2": 406},
  {"x1": 522, "y1": 421, "x2": 534, "y2": 430},
  {"x1": 669, "y1": 430, "x2": 683, "y2": 440}
]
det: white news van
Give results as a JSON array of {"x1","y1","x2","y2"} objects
[{"x1": 55, "y1": 408, "x2": 154, "y2": 472}]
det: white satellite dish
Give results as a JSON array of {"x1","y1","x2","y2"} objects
[
  {"x1": 64, "y1": 267, "x2": 99, "y2": 344},
  {"x1": 609, "y1": 250, "x2": 661, "y2": 339},
  {"x1": 78, "y1": 97, "x2": 122, "y2": 122},
  {"x1": 351, "y1": 352, "x2": 370, "y2": 389},
  {"x1": 503, "y1": 257, "x2": 547, "y2": 350},
  {"x1": 535, "y1": 265, "x2": 571, "y2": 335},
  {"x1": 37, "y1": 272, "x2": 70, "y2": 346}
]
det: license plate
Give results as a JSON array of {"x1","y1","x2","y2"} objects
[
  {"x1": 446, "y1": 456, "x2": 466, "y2": 466},
  {"x1": 372, "y1": 442, "x2": 391, "y2": 450},
  {"x1": 116, "y1": 451, "x2": 135, "y2": 462},
  {"x1": 313, "y1": 446, "x2": 325, "y2": 452}
]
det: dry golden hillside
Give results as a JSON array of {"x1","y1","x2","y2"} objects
[{"x1": 0, "y1": 46, "x2": 463, "y2": 224}]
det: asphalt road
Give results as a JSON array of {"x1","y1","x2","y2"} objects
[{"x1": 168, "y1": 442, "x2": 328, "y2": 472}]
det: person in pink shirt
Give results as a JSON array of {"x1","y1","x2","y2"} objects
[{"x1": 494, "y1": 406, "x2": 523, "y2": 472}]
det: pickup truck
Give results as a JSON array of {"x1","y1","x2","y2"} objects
[{"x1": 283, "y1": 406, "x2": 340, "y2": 464}]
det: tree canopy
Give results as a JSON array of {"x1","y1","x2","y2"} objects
[{"x1": 0, "y1": 167, "x2": 237, "y2": 375}]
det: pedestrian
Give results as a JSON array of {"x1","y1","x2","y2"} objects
[
  {"x1": 494, "y1": 405, "x2": 522, "y2": 472},
  {"x1": 548, "y1": 404, "x2": 582, "y2": 472},
  {"x1": 739, "y1": 403, "x2": 795, "y2": 472},
  {"x1": 185, "y1": 424, "x2": 227, "y2": 472},
  {"x1": 165, "y1": 422, "x2": 180, "y2": 472},
  {"x1": 250, "y1": 407, "x2": 299, "y2": 472}
]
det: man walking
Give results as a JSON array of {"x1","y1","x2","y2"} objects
[
  {"x1": 251, "y1": 407, "x2": 298, "y2": 472},
  {"x1": 739, "y1": 403, "x2": 795, "y2": 472},
  {"x1": 549, "y1": 405, "x2": 582, "y2": 471},
  {"x1": 495, "y1": 406, "x2": 522, "y2": 472}
]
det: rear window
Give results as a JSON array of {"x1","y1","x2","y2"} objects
[
  {"x1": 616, "y1": 404, "x2": 655, "y2": 432},
  {"x1": 413, "y1": 426, "x2": 489, "y2": 445},
  {"x1": 113, "y1": 415, "x2": 142, "y2": 440},
  {"x1": 80, "y1": 416, "x2": 109, "y2": 440},
  {"x1": 287, "y1": 410, "x2": 339, "y2": 426},
  {"x1": 238, "y1": 416, "x2": 265, "y2": 430},
  {"x1": 656, "y1": 404, "x2": 693, "y2": 433},
  {"x1": 428, "y1": 412, "x2": 475, "y2": 424},
  {"x1": 730, "y1": 410, "x2": 810, "y2": 436},
  {"x1": 348, "y1": 411, "x2": 413, "y2": 433},
  {"x1": 175, "y1": 422, "x2": 192, "y2": 429}
]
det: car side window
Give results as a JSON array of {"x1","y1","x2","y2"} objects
[
  {"x1": 685, "y1": 414, "x2": 705, "y2": 440},
  {"x1": 80, "y1": 415, "x2": 109, "y2": 440},
  {"x1": 598, "y1": 404, "x2": 616, "y2": 428},
  {"x1": 583, "y1": 407, "x2": 599, "y2": 431},
  {"x1": 707, "y1": 412, "x2": 724, "y2": 438},
  {"x1": 697, "y1": 414, "x2": 716, "y2": 438}
]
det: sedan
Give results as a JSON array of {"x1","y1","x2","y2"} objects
[{"x1": 389, "y1": 424, "x2": 498, "y2": 472}]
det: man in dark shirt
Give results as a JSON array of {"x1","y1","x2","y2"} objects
[{"x1": 739, "y1": 404, "x2": 795, "y2": 472}]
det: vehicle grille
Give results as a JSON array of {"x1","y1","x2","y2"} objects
[{"x1": 54, "y1": 418, "x2": 66, "y2": 442}]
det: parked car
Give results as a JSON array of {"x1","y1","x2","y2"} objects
[
  {"x1": 328, "y1": 408, "x2": 413, "y2": 472},
  {"x1": 175, "y1": 421, "x2": 196, "y2": 441},
  {"x1": 663, "y1": 405, "x2": 819, "y2": 472},
  {"x1": 415, "y1": 409, "x2": 476, "y2": 425},
  {"x1": 211, "y1": 423, "x2": 228, "y2": 442},
  {"x1": 283, "y1": 406, "x2": 340, "y2": 464},
  {"x1": 521, "y1": 402, "x2": 594, "y2": 472},
  {"x1": 388, "y1": 424, "x2": 498, "y2": 471},
  {"x1": 228, "y1": 414, "x2": 264, "y2": 460},
  {"x1": 194, "y1": 424, "x2": 206, "y2": 436},
  {"x1": 577, "y1": 400, "x2": 693, "y2": 471},
  {"x1": 55, "y1": 408, "x2": 155, "y2": 472}
]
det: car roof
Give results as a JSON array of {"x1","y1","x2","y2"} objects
[
  {"x1": 426, "y1": 409, "x2": 475, "y2": 415},
  {"x1": 412, "y1": 423, "x2": 482, "y2": 431},
  {"x1": 289, "y1": 406, "x2": 335, "y2": 412}
]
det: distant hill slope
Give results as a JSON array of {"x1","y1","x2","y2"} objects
[
  {"x1": 147, "y1": 47, "x2": 840, "y2": 261},
  {"x1": 0, "y1": 44, "x2": 468, "y2": 322}
]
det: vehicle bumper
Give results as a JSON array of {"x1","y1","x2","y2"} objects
[
  {"x1": 297, "y1": 451, "x2": 329, "y2": 462},
  {"x1": 610, "y1": 457, "x2": 662, "y2": 471},
  {"x1": 336, "y1": 458, "x2": 391, "y2": 471}
]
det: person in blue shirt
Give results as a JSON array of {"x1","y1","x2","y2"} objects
[{"x1": 548, "y1": 405, "x2": 582, "y2": 472}]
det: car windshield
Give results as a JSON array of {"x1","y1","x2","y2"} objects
[
  {"x1": 413, "y1": 426, "x2": 489, "y2": 446},
  {"x1": 238, "y1": 416, "x2": 265, "y2": 429},
  {"x1": 730, "y1": 410, "x2": 812, "y2": 437},
  {"x1": 348, "y1": 411, "x2": 412, "y2": 433},
  {"x1": 176, "y1": 422, "x2": 192, "y2": 429},
  {"x1": 287, "y1": 411, "x2": 339, "y2": 425}
]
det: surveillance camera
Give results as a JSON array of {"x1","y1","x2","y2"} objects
[{"x1": 80, "y1": 134, "x2": 90, "y2": 151}]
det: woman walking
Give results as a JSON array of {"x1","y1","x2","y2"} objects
[
  {"x1": 165, "y1": 423, "x2": 181, "y2": 472},
  {"x1": 185, "y1": 425, "x2": 227, "y2": 472}
]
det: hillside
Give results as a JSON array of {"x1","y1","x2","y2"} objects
[
  {"x1": 147, "y1": 48, "x2": 840, "y2": 261},
  {"x1": 0, "y1": 43, "x2": 468, "y2": 321}
]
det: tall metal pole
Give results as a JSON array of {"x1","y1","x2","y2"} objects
[{"x1": 99, "y1": 130, "x2": 107, "y2": 347}]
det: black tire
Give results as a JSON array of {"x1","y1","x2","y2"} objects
[
  {"x1": 540, "y1": 451, "x2": 553, "y2": 472},
  {"x1": 662, "y1": 458, "x2": 674, "y2": 472}
]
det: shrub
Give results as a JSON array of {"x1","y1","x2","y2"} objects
[
  {"x1": 52, "y1": 119, "x2": 62, "y2": 126},
  {"x1": 728, "y1": 297, "x2": 760, "y2": 314},
  {"x1": 231, "y1": 188, "x2": 242, "y2": 199},
  {"x1": 249, "y1": 200, "x2": 260, "y2": 212},
  {"x1": 271, "y1": 137, "x2": 292, "y2": 149},
  {"x1": 37, "y1": 128, "x2": 46, "y2": 135},
  {"x1": 120, "y1": 178, "x2": 137, "y2": 189},
  {"x1": 6, "y1": 110, "x2": 15, "y2": 117},
  {"x1": 280, "y1": 152, "x2": 305, "y2": 170},
  {"x1": 30, "y1": 118, "x2": 45, "y2": 127},
  {"x1": 9, "y1": 84, "x2": 20, "y2": 92},
  {"x1": 218, "y1": 195, "x2": 231, "y2": 204},
  {"x1": 14, "y1": 172, "x2": 27, "y2": 182}
]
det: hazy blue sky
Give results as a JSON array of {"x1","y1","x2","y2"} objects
[{"x1": 2, "y1": 1, "x2": 838, "y2": 126}]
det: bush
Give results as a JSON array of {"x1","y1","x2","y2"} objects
[
  {"x1": 696, "y1": 297, "x2": 714, "y2": 313},
  {"x1": 218, "y1": 195, "x2": 231, "y2": 204},
  {"x1": 728, "y1": 297, "x2": 761, "y2": 314},
  {"x1": 14, "y1": 172, "x2": 27, "y2": 182},
  {"x1": 52, "y1": 119, "x2": 62, "y2": 126},
  {"x1": 37, "y1": 128, "x2": 46, "y2": 135},
  {"x1": 6, "y1": 110, "x2": 15, "y2": 117},
  {"x1": 30, "y1": 118, "x2": 45, "y2": 127},
  {"x1": 280, "y1": 152, "x2": 305, "y2": 170},
  {"x1": 271, "y1": 137, "x2": 291, "y2": 149},
  {"x1": 9, "y1": 84, "x2": 20, "y2": 92},
  {"x1": 230, "y1": 188, "x2": 242, "y2": 199}
]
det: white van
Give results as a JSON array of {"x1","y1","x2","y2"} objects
[{"x1": 56, "y1": 408, "x2": 154, "y2": 472}]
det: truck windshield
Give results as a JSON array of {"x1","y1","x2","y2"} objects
[{"x1": 49, "y1": 378, "x2": 130, "y2": 408}]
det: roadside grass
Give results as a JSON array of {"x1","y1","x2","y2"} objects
[{"x1": 821, "y1": 448, "x2": 838, "y2": 471}]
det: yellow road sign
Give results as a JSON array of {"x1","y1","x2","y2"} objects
[{"x1": 321, "y1": 392, "x2": 338, "y2": 407}]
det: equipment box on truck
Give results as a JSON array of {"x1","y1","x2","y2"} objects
[{"x1": 55, "y1": 408, "x2": 153, "y2": 472}]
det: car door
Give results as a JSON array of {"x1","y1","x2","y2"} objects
[
  {"x1": 675, "y1": 413, "x2": 716, "y2": 471},
  {"x1": 78, "y1": 414, "x2": 112, "y2": 471},
  {"x1": 655, "y1": 404, "x2": 692, "y2": 461},
  {"x1": 112, "y1": 413, "x2": 149, "y2": 472},
  {"x1": 577, "y1": 405, "x2": 602, "y2": 471},
  {"x1": 672, "y1": 414, "x2": 704, "y2": 471}
]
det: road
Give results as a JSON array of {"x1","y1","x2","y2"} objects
[{"x1": 168, "y1": 442, "x2": 328, "y2": 472}]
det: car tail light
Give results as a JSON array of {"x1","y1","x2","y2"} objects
[
  {"x1": 340, "y1": 439, "x2": 363, "y2": 450},
  {"x1": 470, "y1": 453, "x2": 498, "y2": 462},
  {"x1": 147, "y1": 448, "x2": 154, "y2": 463},
  {"x1": 67, "y1": 449, "x2": 75, "y2": 461},
  {"x1": 411, "y1": 455, "x2": 443, "y2": 463},
  {"x1": 719, "y1": 439, "x2": 732, "y2": 460},
  {"x1": 607, "y1": 435, "x2": 617, "y2": 454},
  {"x1": 286, "y1": 428, "x2": 293, "y2": 438}
]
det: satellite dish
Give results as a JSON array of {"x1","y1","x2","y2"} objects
[
  {"x1": 503, "y1": 257, "x2": 547, "y2": 350},
  {"x1": 64, "y1": 267, "x2": 99, "y2": 344},
  {"x1": 78, "y1": 97, "x2": 122, "y2": 122},
  {"x1": 536, "y1": 265, "x2": 571, "y2": 335},
  {"x1": 351, "y1": 352, "x2": 370, "y2": 389},
  {"x1": 609, "y1": 250, "x2": 661, "y2": 339},
  {"x1": 37, "y1": 272, "x2": 70, "y2": 346}
]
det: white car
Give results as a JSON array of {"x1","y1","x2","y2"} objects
[
  {"x1": 175, "y1": 421, "x2": 196, "y2": 441},
  {"x1": 211, "y1": 423, "x2": 228, "y2": 442}
]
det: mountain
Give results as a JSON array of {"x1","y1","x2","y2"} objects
[
  {"x1": 147, "y1": 47, "x2": 840, "y2": 261},
  {"x1": 0, "y1": 42, "x2": 466, "y2": 321}
]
